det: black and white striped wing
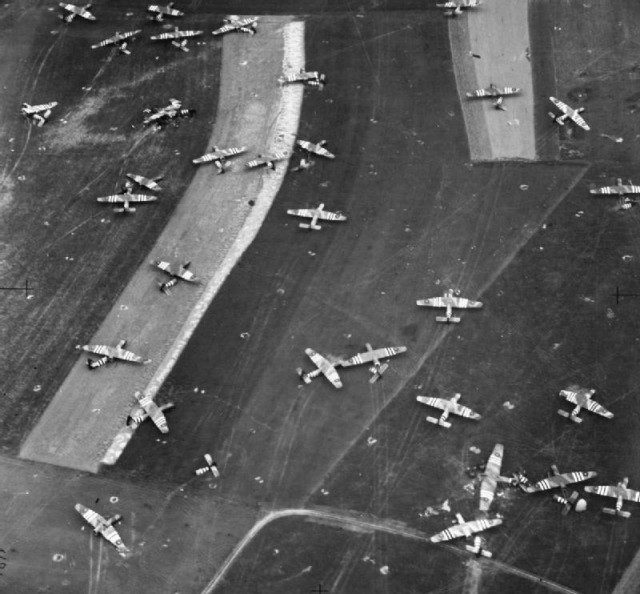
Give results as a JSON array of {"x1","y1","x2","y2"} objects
[{"x1": 317, "y1": 209, "x2": 347, "y2": 222}]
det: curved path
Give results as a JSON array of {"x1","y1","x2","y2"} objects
[{"x1": 203, "y1": 507, "x2": 581, "y2": 594}]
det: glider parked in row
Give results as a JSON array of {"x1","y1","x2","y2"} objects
[
  {"x1": 549, "y1": 96, "x2": 590, "y2": 131},
  {"x1": 59, "y1": 3, "x2": 96, "y2": 23},
  {"x1": 75, "y1": 504, "x2": 129, "y2": 556},
  {"x1": 297, "y1": 348, "x2": 343, "y2": 389},
  {"x1": 279, "y1": 69, "x2": 326, "y2": 89},
  {"x1": 152, "y1": 259, "x2": 199, "y2": 295},
  {"x1": 21, "y1": 101, "x2": 58, "y2": 126},
  {"x1": 213, "y1": 16, "x2": 258, "y2": 36},
  {"x1": 96, "y1": 186, "x2": 157, "y2": 213},
  {"x1": 590, "y1": 178, "x2": 640, "y2": 196},
  {"x1": 131, "y1": 391, "x2": 171, "y2": 434},
  {"x1": 523, "y1": 464, "x2": 597, "y2": 493},
  {"x1": 429, "y1": 513, "x2": 501, "y2": 543},
  {"x1": 417, "y1": 288, "x2": 483, "y2": 323},
  {"x1": 585, "y1": 477, "x2": 640, "y2": 518},
  {"x1": 558, "y1": 385, "x2": 613, "y2": 423},
  {"x1": 195, "y1": 453, "x2": 220, "y2": 477},
  {"x1": 75, "y1": 339, "x2": 151, "y2": 370},
  {"x1": 436, "y1": 0, "x2": 481, "y2": 17},
  {"x1": 287, "y1": 203, "x2": 347, "y2": 231},
  {"x1": 150, "y1": 27, "x2": 203, "y2": 52},
  {"x1": 147, "y1": 2, "x2": 184, "y2": 22},
  {"x1": 416, "y1": 393, "x2": 481, "y2": 428},
  {"x1": 193, "y1": 146, "x2": 248, "y2": 173},
  {"x1": 91, "y1": 30, "x2": 142, "y2": 55},
  {"x1": 296, "y1": 139, "x2": 335, "y2": 159},
  {"x1": 466, "y1": 83, "x2": 520, "y2": 110},
  {"x1": 129, "y1": 395, "x2": 174, "y2": 433},
  {"x1": 340, "y1": 343, "x2": 407, "y2": 383}
]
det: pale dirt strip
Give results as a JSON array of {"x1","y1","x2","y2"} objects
[
  {"x1": 201, "y1": 507, "x2": 581, "y2": 594},
  {"x1": 101, "y1": 22, "x2": 305, "y2": 467},
  {"x1": 20, "y1": 19, "x2": 304, "y2": 472},
  {"x1": 448, "y1": 0, "x2": 536, "y2": 161}
]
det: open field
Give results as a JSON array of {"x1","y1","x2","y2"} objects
[{"x1": 4, "y1": 1, "x2": 640, "y2": 593}]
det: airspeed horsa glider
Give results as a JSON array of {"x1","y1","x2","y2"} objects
[
  {"x1": 149, "y1": 27, "x2": 203, "y2": 52},
  {"x1": 549, "y1": 96, "x2": 590, "y2": 131},
  {"x1": 479, "y1": 444, "x2": 512, "y2": 512},
  {"x1": 195, "y1": 453, "x2": 220, "y2": 477},
  {"x1": 75, "y1": 339, "x2": 151, "y2": 369},
  {"x1": 297, "y1": 348, "x2": 343, "y2": 389},
  {"x1": 126, "y1": 173, "x2": 163, "y2": 192},
  {"x1": 340, "y1": 343, "x2": 407, "y2": 383},
  {"x1": 279, "y1": 69, "x2": 327, "y2": 89},
  {"x1": 152, "y1": 259, "x2": 199, "y2": 294},
  {"x1": 296, "y1": 139, "x2": 336, "y2": 159},
  {"x1": 212, "y1": 16, "x2": 258, "y2": 36},
  {"x1": 91, "y1": 30, "x2": 142, "y2": 55},
  {"x1": 416, "y1": 393, "x2": 481, "y2": 428},
  {"x1": 287, "y1": 203, "x2": 347, "y2": 231},
  {"x1": 436, "y1": 0, "x2": 481, "y2": 17},
  {"x1": 21, "y1": 102, "x2": 58, "y2": 126},
  {"x1": 429, "y1": 513, "x2": 501, "y2": 543},
  {"x1": 466, "y1": 84, "x2": 520, "y2": 110},
  {"x1": 585, "y1": 477, "x2": 640, "y2": 518},
  {"x1": 590, "y1": 178, "x2": 640, "y2": 196},
  {"x1": 147, "y1": 2, "x2": 184, "y2": 21},
  {"x1": 75, "y1": 504, "x2": 129, "y2": 556},
  {"x1": 523, "y1": 464, "x2": 597, "y2": 493},
  {"x1": 417, "y1": 288, "x2": 483, "y2": 323},
  {"x1": 129, "y1": 396, "x2": 174, "y2": 432},
  {"x1": 558, "y1": 385, "x2": 614, "y2": 423},
  {"x1": 96, "y1": 187, "x2": 157, "y2": 213},
  {"x1": 245, "y1": 151, "x2": 288, "y2": 171},
  {"x1": 192, "y1": 146, "x2": 248, "y2": 173},
  {"x1": 59, "y1": 3, "x2": 96, "y2": 22},
  {"x1": 131, "y1": 390, "x2": 171, "y2": 433}
]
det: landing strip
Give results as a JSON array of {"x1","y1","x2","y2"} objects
[{"x1": 21, "y1": 18, "x2": 303, "y2": 472}]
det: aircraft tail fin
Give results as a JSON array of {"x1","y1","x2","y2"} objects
[
  {"x1": 426, "y1": 416, "x2": 450, "y2": 428},
  {"x1": 296, "y1": 368, "x2": 312, "y2": 384},
  {"x1": 436, "y1": 315, "x2": 460, "y2": 323},
  {"x1": 604, "y1": 506, "x2": 631, "y2": 518}
]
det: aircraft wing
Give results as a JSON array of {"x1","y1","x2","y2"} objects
[
  {"x1": 584, "y1": 485, "x2": 620, "y2": 499},
  {"x1": 569, "y1": 111, "x2": 590, "y2": 130},
  {"x1": 450, "y1": 401, "x2": 481, "y2": 419},
  {"x1": 75, "y1": 503, "x2": 103, "y2": 531},
  {"x1": 100, "y1": 525, "x2": 129, "y2": 555},
  {"x1": 126, "y1": 173, "x2": 162, "y2": 191},
  {"x1": 306, "y1": 348, "x2": 342, "y2": 389},
  {"x1": 212, "y1": 23, "x2": 236, "y2": 35},
  {"x1": 416, "y1": 296, "x2": 446, "y2": 308},
  {"x1": 449, "y1": 296, "x2": 483, "y2": 309},
  {"x1": 287, "y1": 208, "x2": 315, "y2": 219},
  {"x1": 466, "y1": 88, "x2": 494, "y2": 98},
  {"x1": 585, "y1": 398, "x2": 614, "y2": 419},
  {"x1": 430, "y1": 518, "x2": 502, "y2": 542},
  {"x1": 126, "y1": 194, "x2": 157, "y2": 203},
  {"x1": 416, "y1": 396, "x2": 445, "y2": 410},
  {"x1": 341, "y1": 345, "x2": 406, "y2": 367},
  {"x1": 154, "y1": 260, "x2": 174, "y2": 276},
  {"x1": 549, "y1": 96, "x2": 570, "y2": 115},
  {"x1": 176, "y1": 268, "x2": 198, "y2": 282},
  {"x1": 527, "y1": 471, "x2": 597, "y2": 492},
  {"x1": 317, "y1": 210, "x2": 347, "y2": 222},
  {"x1": 114, "y1": 348, "x2": 145, "y2": 363},
  {"x1": 78, "y1": 344, "x2": 116, "y2": 357}
]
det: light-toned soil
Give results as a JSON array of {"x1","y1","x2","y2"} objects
[
  {"x1": 20, "y1": 17, "x2": 303, "y2": 472},
  {"x1": 448, "y1": 0, "x2": 536, "y2": 161}
]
